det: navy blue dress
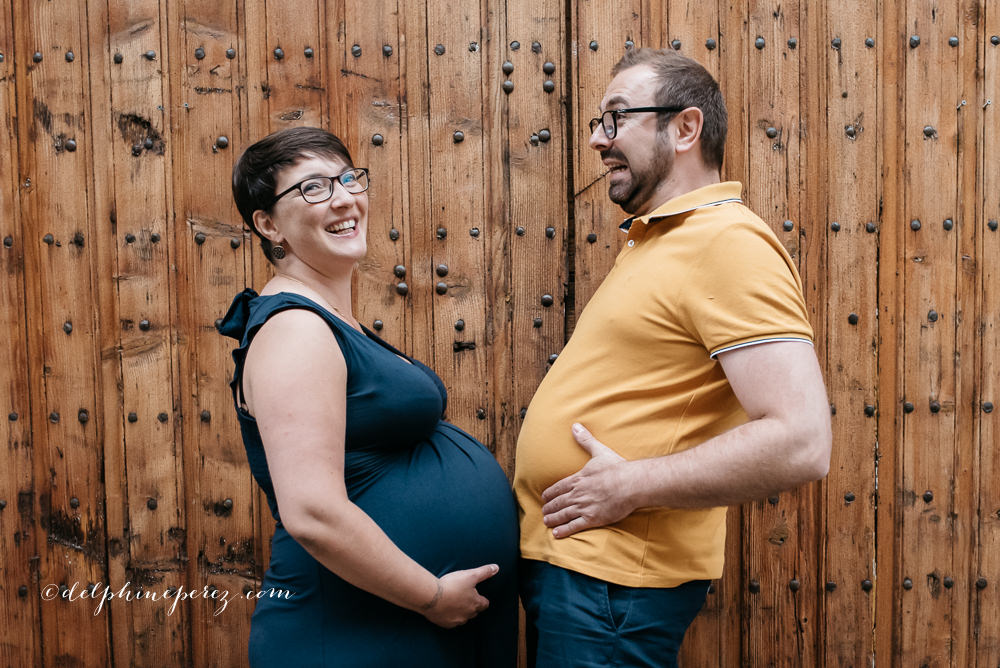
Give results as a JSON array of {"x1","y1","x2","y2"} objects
[{"x1": 218, "y1": 290, "x2": 518, "y2": 667}]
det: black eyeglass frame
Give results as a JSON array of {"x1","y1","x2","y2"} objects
[
  {"x1": 588, "y1": 106, "x2": 686, "y2": 139},
  {"x1": 265, "y1": 167, "x2": 370, "y2": 209}
]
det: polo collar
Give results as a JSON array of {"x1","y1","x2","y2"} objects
[{"x1": 619, "y1": 181, "x2": 743, "y2": 232}]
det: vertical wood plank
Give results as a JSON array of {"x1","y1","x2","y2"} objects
[
  {"x1": 12, "y1": 0, "x2": 110, "y2": 664},
  {"x1": 167, "y1": 1, "x2": 254, "y2": 663},
  {"x1": 0, "y1": 4, "x2": 41, "y2": 666},
  {"x1": 820, "y1": 3, "x2": 879, "y2": 665}
]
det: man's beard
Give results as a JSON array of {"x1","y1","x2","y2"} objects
[{"x1": 604, "y1": 138, "x2": 674, "y2": 215}]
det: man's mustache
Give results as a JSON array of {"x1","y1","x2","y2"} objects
[{"x1": 600, "y1": 150, "x2": 627, "y2": 165}]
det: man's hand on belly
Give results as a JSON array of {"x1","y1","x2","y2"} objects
[{"x1": 540, "y1": 423, "x2": 634, "y2": 538}]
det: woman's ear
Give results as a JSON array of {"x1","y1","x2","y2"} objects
[
  {"x1": 252, "y1": 209, "x2": 281, "y2": 243},
  {"x1": 672, "y1": 107, "x2": 705, "y2": 157}
]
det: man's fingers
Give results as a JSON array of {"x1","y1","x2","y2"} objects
[
  {"x1": 570, "y1": 422, "x2": 599, "y2": 454},
  {"x1": 552, "y1": 516, "x2": 591, "y2": 539},
  {"x1": 541, "y1": 477, "x2": 573, "y2": 503},
  {"x1": 542, "y1": 505, "x2": 577, "y2": 528},
  {"x1": 470, "y1": 563, "x2": 499, "y2": 584}
]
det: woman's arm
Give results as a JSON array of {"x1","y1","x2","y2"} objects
[{"x1": 243, "y1": 308, "x2": 496, "y2": 627}]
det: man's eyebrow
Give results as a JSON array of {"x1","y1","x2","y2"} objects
[{"x1": 602, "y1": 94, "x2": 629, "y2": 109}]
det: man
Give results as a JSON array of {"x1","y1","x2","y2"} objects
[{"x1": 513, "y1": 47, "x2": 832, "y2": 667}]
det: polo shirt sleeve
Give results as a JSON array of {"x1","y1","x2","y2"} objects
[{"x1": 678, "y1": 221, "x2": 814, "y2": 358}]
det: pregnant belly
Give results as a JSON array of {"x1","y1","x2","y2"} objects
[{"x1": 345, "y1": 421, "x2": 519, "y2": 576}]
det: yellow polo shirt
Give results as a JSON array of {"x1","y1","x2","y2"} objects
[{"x1": 513, "y1": 181, "x2": 813, "y2": 587}]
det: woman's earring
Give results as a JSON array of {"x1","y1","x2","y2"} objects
[{"x1": 271, "y1": 244, "x2": 286, "y2": 260}]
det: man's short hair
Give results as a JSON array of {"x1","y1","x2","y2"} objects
[{"x1": 612, "y1": 48, "x2": 727, "y2": 170}]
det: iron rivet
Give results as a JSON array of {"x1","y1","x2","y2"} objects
[
  {"x1": 125, "y1": 233, "x2": 136, "y2": 244},
  {"x1": 49, "y1": 412, "x2": 59, "y2": 423},
  {"x1": 844, "y1": 491, "x2": 856, "y2": 503},
  {"x1": 983, "y1": 402, "x2": 994, "y2": 413},
  {"x1": 830, "y1": 404, "x2": 836, "y2": 415},
  {"x1": 200, "y1": 410, "x2": 211, "y2": 423},
  {"x1": 382, "y1": 45, "x2": 393, "y2": 57},
  {"x1": 923, "y1": 490, "x2": 934, "y2": 503},
  {"x1": 943, "y1": 576, "x2": 954, "y2": 588},
  {"x1": 748, "y1": 580, "x2": 760, "y2": 594},
  {"x1": 389, "y1": 228, "x2": 400, "y2": 241},
  {"x1": 930, "y1": 400, "x2": 941, "y2": 413},
  {"x1": 864, "y1": 404, "x2": 874, "y2": 417},
  {"x1": 988, "y1": 220, "x2": 998, "y2": 231},
  {"x1": 548, "y1": 353, "x2": 558, "y2": 364},
  {"x1": 157, "y1": 412, "x2": 168, "y2": 423},
  {"x1": 470, "y1": 227, "x2": 480, "y2": 237},
  {"x1": 865, "y1": 37, "x2": 875, "y2": 48},
  {"x1": 503, "y1": 80, "x2": 514, "y2": 94},
  {"x1": 7, "y1": 412, "x2": 16, "y2": 421},
  {"x1": 866, "y1": 222, "x2": 877, "y2": 233},
  {"x1": 903, "y1": 401, "x2": 914, "y2": 413},
  {"x1": 436, "y1": 227, "x2": 447, "y2": 240},
  {"x1": 671, "y1": 39, "x2": 681, "y2": 50},
  {"x1": 304, "y1": 47, "x2": 314, "y2": 58},
  {"x1": 63, "y1": 321, "x2": 73, "y2": 334},
  {"x1": 0, "y1": 52, "x2": 5, "y2": 62},
  {"x1": 516, "y1": 226, "x2": 525, "y2": 236},
  {"x1": 902, "y1": 578, "x2": 912, "y2": 590},
  {"x1": 69, "y1": 496, "x2": 80, "y2": 508},
  {"x1": 65, "y1": 50, "x2": 76, "y2": 63},
  {"x1": 910, "y1": 219, "x2": 921, "y2": 231},
  {"x1": 976, "y1": 577, "x2": 987, "y2": 590},
  {"x1": 706, "y1": 38, "x2": 717, "y2": 50},
  {"x1": 128, "y1": 412, "x2": 138, "y2": 423},
  {"x1": 32, "y1": 51, "x2": 42, "y2": 63},
  {"x1": 788, "y1": 579, "x2": 800, "y2": 592},
  {"x1": 223, "y1": 498, "x2": 233, "y2": 510},
  {"x1": 511, "y1": 41, "x2": 520, "y2": 51},
  {"x1": 502, "y1": 60, "x2": 514, "y2": 74},
  {"x1": 395, "y1": 282, "x2": 408, "y2": 296},
  {"x1": 831, "y1": 37, "x2": 841, "y2": 49},
  {"x1": 226, "y1": 48, "x2": 236, "y2": 59},
  {"x1": 543, "y1": 80, "x2": 555, "y2": 93},
  {"x1": 3, "y1": 236, "x2": 11, "y2": 248},
  {"x1": 453, "y1": 130, "x2": 464, "y2": 143},
  {"x1": 909, "y1": 35, "x2": 920, "y2": 48},
  {"x1": 948, "y1": 36, "x2": 958, "y2": 47},
  {"x1": 230, "y1": 238, "x2": 240, "y2": 249},
  {"x1": 766, "y1": 126, "x2": 778, "y2": 138},
  {"x1": 923, "y1": 125, "x2": 935, "y2": 138},
  {"x1": 928, "y1": 310, "x2": 938, "y2": 322},
  {"x1": 66, "y1": 138, "x2": 78, "y2": 152},
  {"x1": 589, "y1": 40, "x2": 598, "y2": 51},
  {"x1": 623, "y1": 39, "x2": 634, "y2": 50},
  {"x1": 586, "y1": 232, "x2": 597, "y2": 243},
  {"x1": 943, "y1": 218, "x2": 953, "y2": 231},
  {"x1": 147, "y1": 498, "x2": 157, "y2": 510},
  {"x1": 845, "y1": 125, "x2": 856, "y2": 138},
  {"x1": 530, "y1": 134, "x2": 539, "y2": 146},
  {"x1": 469, "y1": 42, "x2": 479, "y2": 52},
  {"x1": 372, "y1": 133, "x2": 384, "y2": 146},
  {"x1": 0, "y1": 499, "x2": 5, "y2": 509},
  {"x1": 373, "y1": 320, "x2": 383, "y2": 331},
  {"x1": 826, "y1": 581, "x2": 837, "y2": 592},
  {"x1": 787, "y1": 37, "x2": 797, "y2": 49},
  {"x1": 531, "y1": 41, "x2": 541, "y2": 53},
  {"x1": 533, "y1": 317, "x2": 542, "y2": 328},
  {"x1": 541, "y1": 294, "x2": 554, "y2": 307},
  {"x1": 139, "y1": 319, "x2": 150, "y2": 331},
  {"x1": 435, "y1": 282, "x2": 448, "y2": 295},
  {"x1": 543, "y1": 61, "x2": 555, "y2": 74},
  {"x1": 782, "y1": 220, "x2": 794, "y2": 231},
  {"x1": 519, "y1": 407, "x2": 527, "y2": 419},
  {"x1": 767, "y1": 496, "x2": 779, "y2": 505},
  {"x1": 43, "y1": 233, "x2": 54, "y2": 245},
  {"x1": 150, "y1": 232, "x2": 160, "y2": 243},
  {"x1": 144, "y1": 50, "x2": 156, "y2": 61},
  {"x1": 77, "y1": 409, "x2": 88, "y2": 424},
  {"x1": 477, "y1": 408, "x2": 487, "y2": 420},
  {"x1": 351, "y1": 44, "x2": 361, "y2": 58},
  {"x1": 830, "y1": 222, "x2": 841, "y2": 232},
  {"x1": 434, "y1": 44, "x2": 445, "y2": 56},
  {"x1": 862, "y1": 579, "x2": 873, "y2": 591},
  {"x1": 114, "y1": 53, "x2": 123, "y2": 64},
  {"x1": 992, "y1": 36, "x2": 1000, "y2": 46},
  {"x1": 216, "y1": 136, "x2": 229, "y2": 149},
  {"x1": 194, "y1": 232, "x2": 206, "y2": 244},
  {"x1": 18, "y1": 585, "x2": 27, "y2": 597},
  {"x1": 454, "y1": 319, "x2": 465, "y2": 331},
  {"x1": 194, "y1": 47, "x2": 205, "y2": 60},
  {"x1": 545, "y1": 226, "x2": 555, "y2": 239},
  {"x1": 538, "y1": 129, "x2": 551, "y2": 142},
  {"x1": 393, "y1": 265, "x2": 406, "y2": 278},
  {"x1": 132, "y1": 144, "x2": 143, "y2": 156},
  {"x1": 755, "y1": 37, "x2": 765, "y2": 49}
]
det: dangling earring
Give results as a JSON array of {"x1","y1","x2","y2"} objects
[{"x1": 271, "y1": 244, "x2": 286, "y2": 260}]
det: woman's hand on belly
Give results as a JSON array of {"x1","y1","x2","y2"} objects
[{"x1": 421, "y1": 563, "x2": 499, "y2": 628}]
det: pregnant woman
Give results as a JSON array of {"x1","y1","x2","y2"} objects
[{"x1": 218, "y1": 126, "x2": 518, "y2": 666}]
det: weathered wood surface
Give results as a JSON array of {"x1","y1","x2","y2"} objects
[{"x1": 0, "y1": 1, "x2": 997, "y2": 666}]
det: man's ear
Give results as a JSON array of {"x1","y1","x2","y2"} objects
[
  {"x1": 672, "y1": 107, "x2": 704, "y2": 157},
  {"x1": 252, "y1": 209, "x2": 281, "y2": 243}
]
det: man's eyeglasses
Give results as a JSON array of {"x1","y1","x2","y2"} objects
[
  {"x1": 267, "y1": 168, "x2": 370, "y2": 208},
  {"x1": 588, "y1": 107, "x2": 685, "y2": 139}
]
